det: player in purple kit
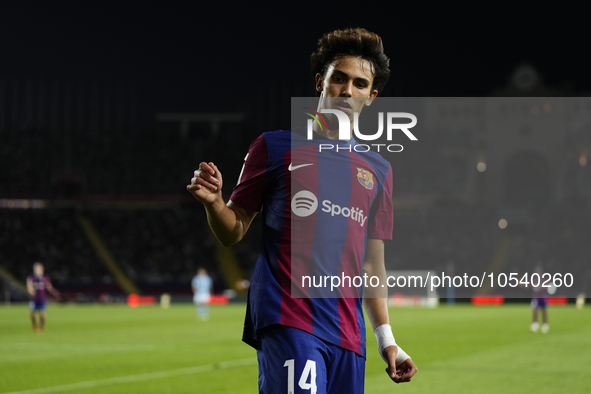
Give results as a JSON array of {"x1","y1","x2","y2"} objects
[
  {"x1": 26, "y1": 262, "x2": 60, "y2": 333},
  {"x1": 188, "y1": 28, "x2": 417, "y2": 393},
  {"x1": 530, "y1": 266, "x2": 549, "y2": 333}
]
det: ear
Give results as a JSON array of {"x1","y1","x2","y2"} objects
[
  {"x1": 315, "y1": 73, "x2": 324, "y2": 93},
  {"x1": 365, "y1": 90, "x2": 378, "y2": 106}
]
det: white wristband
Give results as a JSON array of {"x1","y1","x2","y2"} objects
[
  {"x1": 374, "y1": 324, "x2": 411, "y2": 366},
  {"x1": 395, "y1": 346, "x2": 410, "y2": 366}
]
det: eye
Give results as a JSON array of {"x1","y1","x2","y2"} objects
[{"x1": 332, "y1": 75, "x2": 344, "y2": 83}]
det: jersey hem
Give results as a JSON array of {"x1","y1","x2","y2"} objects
[{"x1": 243, "y1": 321, "x2": 366, "y2": 359}]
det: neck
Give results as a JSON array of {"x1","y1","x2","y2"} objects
[{"x1": 312, "y1": 124, "x2": 352, "y2": 141}]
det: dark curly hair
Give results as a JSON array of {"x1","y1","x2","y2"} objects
[{"x1": 310, "y1": 28, "x2": 390, "y2": 95}]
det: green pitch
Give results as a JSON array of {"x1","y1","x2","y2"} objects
[{"x1": 0, "y1": 303, "x2": 590, "y2": 393}]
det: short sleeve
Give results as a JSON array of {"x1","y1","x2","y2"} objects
[
  {"x1": 229, "y1": 135, "x2": 269, "y2": 212},
  {"x1": 367, "y1": 165, "x2": 393, "y2": 240}
]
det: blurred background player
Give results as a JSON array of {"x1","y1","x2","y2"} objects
[
  {"x1": 26, "y1": 262, "x2": 60, "y2": 333},
  {"x1": 530, "y1": 266, "x2": 549, "y2": 333},
  {"x1": 192, "y1": 268, "x2": 212, "y2": 320}
]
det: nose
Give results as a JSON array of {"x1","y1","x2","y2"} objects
[{"x1": 341, "y1": 81, "x2": 353, "y2": 97}]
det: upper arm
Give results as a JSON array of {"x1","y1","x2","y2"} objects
[
  {"x1": 363, "y1": 239, "x2": 385, "y2": 269},
  {"x1": 227, "y1": 200, "x2": 258, "y2": 239},
  {"x1": 367, "y1": 165, "x2": 393, "y2": 240},
  {"x1": 364, "y1": 163, "x2": 392, "y2": 269},
  {"x1": 26, "y1": 278, "x2": 34, "y2": 295},
  {"x1": 228, "y1": 135, "x2": 270, "y2": 214},
  {"x1": 363, "y1": 239, "x2": 387, "y2": 298}
]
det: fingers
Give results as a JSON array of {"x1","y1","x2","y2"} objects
[
  {"x1": 386, "y1": 365, "x2": 403, "y2": 383},
  {"x1": 385, "y1": 366, "x2": 396, "y2": 382},
  {"x1": 199, "y1": 161, "x2": 216, "y2": 177},
  {"x1": 189, "y1": 162, "x2": 220, "y2": 192},
  {"x1": 187, "y1": 175, "x2": 211, "y2": 193},
  {"x1": 388, "y1": 359, "x2": 417, "y2": 383},
  {"x1": 206, "y1": 162, "x2": 223, "y2": 187},
  {"x1": 189, "y1": 175, "x2": 219, "y2": 192},
  {"x1": 386, "y1": 367, "x2": 408, "y2": 384},
  {"x1": 186, "y1": 183, "x2": 202, "y2": 192},
  {"x1": 196, "y1": 166, "x2": 219, "y2": 187},
  {"x1": 209, "y1": 162, "x2": 221, "y2": 178}
]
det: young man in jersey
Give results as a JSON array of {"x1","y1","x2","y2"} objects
[
  {"x1": 187, "y1": 28, "x2": 417, "y2": 393},
  {"x1": 192, "y1": 267, "x2": 212, "y2": 320},
  {"x1": 26, "y1": 262, "x2": 60, "y2": 333}
]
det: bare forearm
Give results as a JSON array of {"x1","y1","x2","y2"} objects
[
  {"x1": 26, "y1": 281, "x2": 34, "y2": 296},
  {"x1": 362, "y1": 239, "x2": 390, "y2": 329},
  {"x1": 204, "y1": 199, "x2": 246, "y2": 246},
  {"x1": 364, "y1": 297, "x2": 390, "y2": 329}
]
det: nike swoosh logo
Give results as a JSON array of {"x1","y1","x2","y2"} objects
[{"x1": 288, "y1": 163, "x2": 313, "y2": 171}]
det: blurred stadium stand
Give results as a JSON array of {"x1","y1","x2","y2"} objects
[{"x1": 1, "y1": 65, "x2": 590, "y2": 302}]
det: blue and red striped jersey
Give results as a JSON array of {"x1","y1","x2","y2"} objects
[
  {"x1": 28, "y1": 275, "x2": 51, "y2": 303},
  {"x1": 230, "y1": 128, "x2": 393, "y2": 357}
]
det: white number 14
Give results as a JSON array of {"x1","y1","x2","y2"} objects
[{"x1": 283, "y1": 359, "x2": 317, "y2": 394}]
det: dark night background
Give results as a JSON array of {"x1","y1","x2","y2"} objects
[{"x1": 1, "y1": 2, "x2": 589, "y2": 104}]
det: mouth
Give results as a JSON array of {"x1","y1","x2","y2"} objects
[{"x1": 335, "y1": 100, "x2": 353, "y2": 112}]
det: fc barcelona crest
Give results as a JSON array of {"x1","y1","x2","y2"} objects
[{"x1": 356, "y1": 167, "x2": 374, "y2": 190}]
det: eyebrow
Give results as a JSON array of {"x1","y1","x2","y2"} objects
[{"x1": 331, "y1": 70, "x2": 371, "y2": 86}]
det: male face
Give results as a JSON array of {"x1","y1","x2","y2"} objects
[
  {"x1": 33, "y1": 263, "x2": 44, "y2": 276},
  {"x1": 315, "y1": 55, "x2": 378, "y2": 125}
]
